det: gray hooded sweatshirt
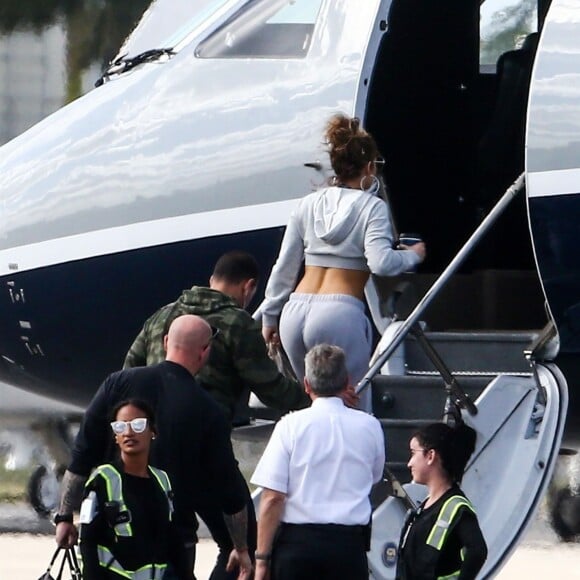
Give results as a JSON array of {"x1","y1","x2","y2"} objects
[{"x1": 262, "y1": 186, "x2": 420, "y2": 327}]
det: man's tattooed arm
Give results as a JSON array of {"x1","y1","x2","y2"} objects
[
  {"x1": 224, "y1": 505, "x2": 248, "y2": 550},
  {"x1": 58, "y1": 470, "x2": 88, "y2": 514}
]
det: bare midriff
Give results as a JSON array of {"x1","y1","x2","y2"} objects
[{"x1": 294, "y1": 266, "x2": 369, "y2": 301}]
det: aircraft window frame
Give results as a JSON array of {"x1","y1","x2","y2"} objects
[
  {"x1": 116, "y1": 0, "x2": 237, "y2": 60},
  {"x1": 195, "y1": 0, "x2": 323, "y2": 59},
  {"x1": 479, "y1": 0, "x2": 538, "y2": 69},
  {"x1": 164, "y1": 0, "x2": 233, "y2": 49}
]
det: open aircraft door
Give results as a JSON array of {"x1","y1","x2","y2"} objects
[
  {"x1": 527, "y1": 0, "x2": 580, "y2": 357},
  {"x1": 363, "y1": 1, "x2": 569, "y2": 575}
]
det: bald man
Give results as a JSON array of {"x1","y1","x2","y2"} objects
[{"x1": 55, "y1": 315, "x2": 252, "y2": 580}]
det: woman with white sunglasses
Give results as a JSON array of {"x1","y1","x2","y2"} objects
[{"x1": 78, "y1": 399, "x2": 184, "y2": 579}]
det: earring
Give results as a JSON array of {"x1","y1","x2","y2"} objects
[
  {"x1": 360, "y1": 174, "x2": 380, "y2": 195},
  {"x1": 152, "y1": 435, "x2": 156, "y2": 440}
]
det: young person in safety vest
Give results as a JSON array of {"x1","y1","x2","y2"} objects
[
  {"x1": 56, "y1": 315, "x2": 252, "y2": 580},
  {"x1": 396, "y1": 422, "x2": 488, "y2": 580},
  {"x1": 78, "y1": 399, "x2": 183, "y2": 579}
]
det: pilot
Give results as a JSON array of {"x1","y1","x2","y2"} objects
[
  {"x1": 251, "y1": 344, "x2": 385, "y2": 580},
  {"x1": 55, "y1": 315, "x2": 252, "y2": 580},
  {"x1": 260, "y1": 113, "x2": 426, "y2": 411},
  {"x1": 396, "y1": 422, "x2": 487, "y2": 580},
  {"x1": 78, "y1": 399, "x2": 181, "y2": 579}
]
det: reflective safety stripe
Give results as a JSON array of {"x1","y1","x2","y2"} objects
[
  {"x1": 97, "y1": 545, "x2": 168, "y2": 579},
  {"x1": 87, "y1": 464, "x2": 174, "y2": 534},
  {"x1": 426, "y1": 495, "x2": 475, "y2": 551},
  {"x1": 437, "y1": 571, "x2": 460, "y2": 580},
  {"x1": 87, "y1": 464, "x2": 132, "y2": 536},
  {"x1": 148, "y1": 466, "x2": 173, "y2": 521}
]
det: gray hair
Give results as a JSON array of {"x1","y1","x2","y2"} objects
[{"x1": 304, "y1": 344, "x2": 348, "y2": 396}]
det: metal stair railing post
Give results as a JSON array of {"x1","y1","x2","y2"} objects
[
  {"x1": 409, "y1": 323, "x2": 478, "y2": 419},
  {"x1": 356, "y1": 172, "x2": 526, "y2": 398}
]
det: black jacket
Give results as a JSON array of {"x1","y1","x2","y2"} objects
[
  {"x1": 79, "y1": 462, "x2": 179, "y2": 578},
  {"x1": 397, "y1": 486, "x2": 487, "y2": 580},
  {"x1": 69, "y1": 361, "x2": 248, "y2": 535}
]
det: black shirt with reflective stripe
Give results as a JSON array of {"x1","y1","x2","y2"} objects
[
  {"x1": 80, "y1": 470, "x2": 174, "y2": 577},
  {"x1": 397, "y1": 485, "x2": 487, "y2": 580},
  {"x1": 69, "y1": 361, "x2": 248, "y2": 534}
]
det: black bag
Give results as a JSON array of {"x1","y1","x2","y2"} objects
[{"x1": 38, "y1": 546, "x2": 82, "y2": 580}]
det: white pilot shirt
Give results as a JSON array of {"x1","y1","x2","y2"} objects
[{"x1": 251, "y1": 396, "x2": 385, "y2": 525}]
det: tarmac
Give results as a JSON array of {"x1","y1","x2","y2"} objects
[
  {"x1": 1, "y1": 448, "x2": 580, "y2": 578},
  {"x1": 2, "y1": 386, "x2": 580, "y2": 577},
  {"x1": 1, "y1": 531, "x2": 580, "y2": 579},
  {"x1": 0, "y1": 496, "x2": 579, "y2": 579}
]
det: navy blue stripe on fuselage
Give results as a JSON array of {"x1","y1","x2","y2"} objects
[
  {"x1": 0, "y1": 228, "x2": 284, "y2": 406},
  {"x1": 529, "y1": 193, "x2": 580, "y2": 353}
]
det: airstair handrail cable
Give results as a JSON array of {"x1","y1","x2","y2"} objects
[{"x1": 356, "y1": 172, "x2": 526, "y2": 398}]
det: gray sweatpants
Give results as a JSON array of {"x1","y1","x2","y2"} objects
[{"x1": 279, "y1": 293, "x2": 373, "y2": 412}]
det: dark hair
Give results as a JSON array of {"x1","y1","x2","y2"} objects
[
  {"x1": 325, "y1": 114, "x2": 379, "y2": 182},
  {"x1": 304, "y1": 344, "x2": 348, "y2": 396},
  {"x1": 111, "y1": 398, "x2": 157, "y2": 433},
  {"x1": 212, "y1": 251, "x2": 259, "y2": 284},
  {"x1": 413, "y1": 422, "x2": 477, "y2": 483}
]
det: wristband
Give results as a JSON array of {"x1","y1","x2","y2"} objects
[
  {"x1": 54, "y1": 513, "x2": 74, "y2": 524},
  {"x1": 255, "y1": 553, "x2": 271, "y2": 561}
]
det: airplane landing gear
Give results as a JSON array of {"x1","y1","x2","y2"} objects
[
  {"x1": 27, "y1": 417, "x2": 77, "y2": 518},
  {"x1": 547, "y1": 448, "x2": 580, "y2": 541},
  {"x1": 27, "y1": 464, "x2": 65, "y2": 517}
]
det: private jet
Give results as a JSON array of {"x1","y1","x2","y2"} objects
[{"x1": 0, "y1": 0, "x2": 577, "y2": 575}]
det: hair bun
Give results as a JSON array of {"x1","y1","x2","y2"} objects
[
  {"x1": 325, "y1": 114, "x2": 360, "y2": 149},
  {"x1": 324, "y1": 114, "x2": 378, "y2": 181}
]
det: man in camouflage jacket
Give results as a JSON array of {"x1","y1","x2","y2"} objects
[
  {"x1": 124, "y1": 250, "x2": 310, "y2": 423},
  {"x1": 124, "y1": 251, "x2": 309, "y2": 579}
]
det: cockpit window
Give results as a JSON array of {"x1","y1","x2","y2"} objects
[
  {"x1": 195, "y1": 0, "x2": 323, "y2": 59},
  {"x1": 480, "y1": 0, "x2": 538, "y2": 68},
  {"x1": 116, "y1": 0, "x2": 230, "y2": 60}
]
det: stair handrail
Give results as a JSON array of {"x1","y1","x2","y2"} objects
[{"x1": 356, "y1": 172, "x2": 526, "y2": 398}]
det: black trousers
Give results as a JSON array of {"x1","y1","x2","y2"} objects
[
  {"x1": 198, "y1": 495, "x2": 257, "y2": 580},
  {"x1": 164, "y1": 533, "x2": 196, "y2": 580},
  {"x1": 271, "y1": 523, "x2": 369, "y2": 580}
]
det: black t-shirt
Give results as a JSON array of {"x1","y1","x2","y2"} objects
[
  {"x1": 69, "y1": 361, "x2": 248, "y2": 535},
  {"x1": 397, "y1": 486, "x2": 487, "y2": 580},
  {"x1": 80, "y1": 469, "x2": 176, "y2": 579}
]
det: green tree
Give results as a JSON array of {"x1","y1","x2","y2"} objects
[
  {"x1": 0, "y1": 0, "x2": 150, "y2": 99},
  {"x1": 480, "y1": 0, "x2": 536, "y2": 65}
]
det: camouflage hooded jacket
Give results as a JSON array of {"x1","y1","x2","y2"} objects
[{"x1": 124, "y1": 286, "x2": 309, "y2": 422}]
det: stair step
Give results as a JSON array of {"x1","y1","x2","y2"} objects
[
  {"x1": 381, "y1": 421, "x2": 431, "y2": 464},
  {"x1": 379, "y1": 418, "x2": 433, "y2": 427},
  {"x1": 404, "y1": 331, "x2": 537, "y2": 374},
  {"x1": 384, "y1": 462, "x2": 412, "y2": 486},
  {"x1": 372, "y1": 375, "x2": 488, "y2": 419},
  {"x1": 385, "y1": 461, "x2": 408, "y2": 470}
]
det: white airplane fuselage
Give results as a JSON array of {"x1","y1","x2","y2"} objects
[
  {"x1": 1, "y1": 0, "x2": 580, "y2": 574},
  {"x1": 0, "y1": 1, "x2": 387, "y2": 404}
]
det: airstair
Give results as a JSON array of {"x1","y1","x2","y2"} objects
[
  {"x1": 363, "y1": 175, "x2": 568, "y2": 578},
  {"x1": 248, "y1": 175, "x2": 568, "y2": 578},
  {"x1": 371, "y1": 330, "x2": 537, "y2": 486}
]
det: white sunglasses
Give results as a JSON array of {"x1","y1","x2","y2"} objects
[{"x1": 110, "y1": 417, "x2": 148, "y2": 435}]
